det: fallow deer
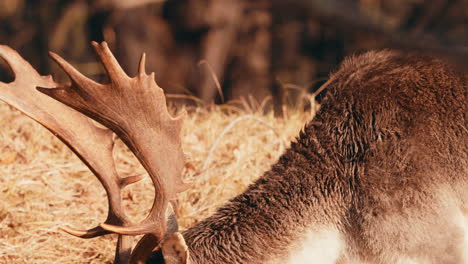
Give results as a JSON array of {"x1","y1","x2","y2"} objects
[{"x1": 0, "y1": 42, "x2": 466, "y2": 264}]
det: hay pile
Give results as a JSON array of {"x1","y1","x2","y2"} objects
[{"x1": 0, "y1": 101, "x2": 314, "y2": 263}]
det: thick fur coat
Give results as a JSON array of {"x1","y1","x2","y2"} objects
[{"x1": 152, "y1": 50, "x2": 468, "y2": 264}]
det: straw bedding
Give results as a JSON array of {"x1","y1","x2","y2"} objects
[{"x1": 0, "y1": 101, "x2": 313, "y2": 263}]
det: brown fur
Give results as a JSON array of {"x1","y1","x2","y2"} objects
[{"x1": 150, "y1": 50, "x2": 468, "y2": 263}]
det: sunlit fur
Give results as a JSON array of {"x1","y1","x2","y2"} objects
[{"x1": 152, "y1": 50, "x2": 468, "y2": 264}]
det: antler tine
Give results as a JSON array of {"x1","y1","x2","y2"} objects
[
  {"x1": 40, "y1": 41, "x2": 189, "y2": 258},
  {"x1": 60, "y1": 225, "x2": 108, "y2": 238},
  {"x1": 48, "y1": 51, "x2": 101, "y2": 89},
  {"x1": 138, "y1": 53, "x2": 147, "y2": 76},
  {"x1": 0, "y1": 45, "x2": 38, "y2": 79},
  {"x1": 91, "y1": 41, "x2": 130, "y2": 83},
  {"x1": 0, "y1": 45, "x2": 142, "y2": 264}
]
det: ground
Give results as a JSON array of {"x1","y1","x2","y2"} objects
[{"x1": 0, "y1": 101, "x2": 312, "y2": 263}]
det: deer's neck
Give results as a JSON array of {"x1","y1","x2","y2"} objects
[{"x1": 183, "y1": 128, "x2": 349, "y2": 264}]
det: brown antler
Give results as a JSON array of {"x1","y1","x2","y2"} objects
[
  {"x1": 38, "y1": 41, "x2": 189, "y2": 262},
  {"x1": 0, "y1": 45, "x2": 143, "y2": 263}
]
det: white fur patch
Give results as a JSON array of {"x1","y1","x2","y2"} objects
[
  {"x1": 286, "y1": 228, "x2": 343, "y2": 264},
  {"x1": 457, "y1": 210, "x2": 468, "y2": 263},
  {"x1": 280, "y1": 210, "x2": 468, "y2": 264}
]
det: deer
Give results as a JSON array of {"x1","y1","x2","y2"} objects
[{"x1": 0, "y1": 42, "x2": 466, "y2": 264}]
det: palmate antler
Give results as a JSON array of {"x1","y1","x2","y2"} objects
[
  {"x1": 0, "y1": 45, "x2": 146, "y2": 263},
  {"x1": 0, "y1": 42, "x2": 189, "y2": 263}
]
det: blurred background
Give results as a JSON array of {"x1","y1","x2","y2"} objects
[{"x1": 1, "y1": 0, "x2": 467, "y2": 112}]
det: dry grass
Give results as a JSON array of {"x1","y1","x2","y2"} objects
[{"x1": 0, "y1": 100, "x2": 314, "y2": 263}]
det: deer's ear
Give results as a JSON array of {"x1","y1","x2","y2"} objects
[{"x1": 162, "y1": 232, "x2": 190, "y2": 264}]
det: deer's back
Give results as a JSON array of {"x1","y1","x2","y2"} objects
[
  {"x1": 183, "y1": 50, "x2": 468, "y2": 264},
  {"x1": 299, "y1": 50, "x2": 468, "y2": 263}
]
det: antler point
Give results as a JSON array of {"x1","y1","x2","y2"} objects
[
  {"x1": 138, "y1": 53, "x2": 147, "y2": 76},
  {"x1": 60, "y1": 225, "x2": 86, "y2": 237},
  {"x1": 60, "y1": 224, "x2": 109, "y2": 238},
  {"x1": 99, "y1": 42, "x2": 111, "y2": 52},
  {"x1": 120, "y1": 174, "x2": 145, "y2": 187},
  {"x1": 43, "y1": 74, "x2": 54, "y2": 82},
  {"x1": 48, "y1": 51, "x2": 58, "y2": 58}
]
